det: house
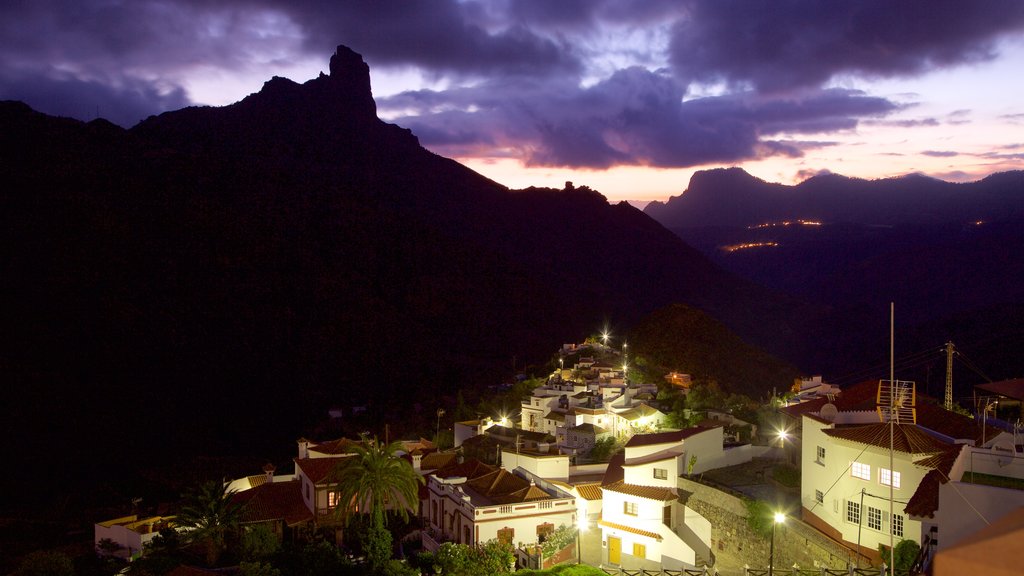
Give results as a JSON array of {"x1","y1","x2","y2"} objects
[
  {"x1": 421, "y1": 460, "x2": 577, "y2": 552},
  {"x1": 94, "y1": 515, "x2": 176, "y2": 560},
  {"x1": 801, "y1": 418, "x2": 947, "y2": 562},
  {"x1": 598, "y1": 428, "x2": 718, "y2": 570}
]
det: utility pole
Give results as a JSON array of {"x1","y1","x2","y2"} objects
[{"x1": 944, "y1": 341, "x2": 954, "y2": 411}]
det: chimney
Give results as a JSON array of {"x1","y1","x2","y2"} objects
[
  {"x1": 297, "y1": 437, "x2": 310, "y2": 459},
  {"x1": 263, "y1": 462, "x2": 276, "y2": 484},
  {"x1": 412, "y1": 452, "x2": 423, "y2": 471}
]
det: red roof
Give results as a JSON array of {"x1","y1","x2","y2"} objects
[
  {"x1": 823, "y1": 423, "x2": 949, "y2": 455},
  {"x1": 308, "y1": 437, "x2": 360, "y2": 456},
  {"x1": 295, "y1": 456, "x2": 350, "y2": 484},
  {"x1": 602, "y1": 480, "x2": 677, "y2": 501},
  {"x1": 232, "y1": 481, "x2": 313, "y2": 526}
]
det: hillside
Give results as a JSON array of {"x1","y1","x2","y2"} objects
[
  {"x1": 0, "y1": 46, "x2": 826, "y2": 505},
  {"x1": 629, "y1": 304, "x2": 801, "y2": 399}
]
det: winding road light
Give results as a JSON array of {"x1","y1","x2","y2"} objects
[{"x1": 769, "y1": 512, "x2": 785, "y2": 576}]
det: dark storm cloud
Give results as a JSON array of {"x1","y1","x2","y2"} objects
[
  {"x1": 275, "y1": 0, "x2": 581, "y2": 77},
  {"x1": 382, "y1": 68, "x2": 896, "y2": 169},
  {"x1": 0, "y1": 68, "x2": 188, "y2": 127},
  {"x1": 668, "y1": 0, "x2": 1024, "y2": 92}
]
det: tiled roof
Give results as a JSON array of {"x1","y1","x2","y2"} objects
[
  {"x1": 575, "y1": 483, "x2": 604, "y2": 501},
  {"x1": 544, "y1": 411, "x2": 566, "y2": 422},
  {"x1": 232, "y1": 481, "x2": 313, "y2": 526},
  {"x1": 420, "y1": 451, "x2": 457, "y2": 471},
  {"x1": 295, "y1": 456, "x2": 350, "y2": 484},
  {"x1": 308, "y1": 437, "x2": 360, "y2": 456},
  {"x1": 625, "y1": 427, "x2": 706, "y2": 448},
  {"x1": 602, "y1": 480, "x2": 677, "y2": 501},
  {"x1": 598, "y1": 519, "x2": 662, "y2": 541},
  {"x1": 247, "y1": 474, "x2": 269, "y2": 488},
  {"x1": 618, "y1": 404, "x2": 662, "y2": 421},
  {"x1": 486, "y1": 425, "x2": 552, "y2": 443},
  {"x1": 823, "y1": 423, "x2": 950, "y2": 455},
  {"x1": 434, "y1": 459, "x2": 496, "y2": 481}
]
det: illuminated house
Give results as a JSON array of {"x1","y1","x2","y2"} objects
[
  {"x1": 421, "y1": 460, "x2": 577, "y2": 552},
  {"x1": 598, "y1": 428, "x2": 718, "y2": 571}
]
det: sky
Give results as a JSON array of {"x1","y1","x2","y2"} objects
[{"x1": 3, "y1": 1, "x2": 1024, "y2": 204}]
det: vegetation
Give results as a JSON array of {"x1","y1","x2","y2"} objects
[
  {"x1": 539, "y1": 525, "x2": 577, "y2": 559},
  {"x1": 587, "y1": 436, "x2": 622, "y2": 463},
  {"x1": 744, "y1": 499, "x2": 773, "y2": 538},
  {"x1": 175, "y1": 479, "x2": 243, "y2": 566},
  {"x1": 879, "y1": 539, "x2": 920, "y2": 574},
  {"x1": 514, "y1": 564, "x2": 607, "y2": 575},
  {"x1": 11, "y1": 550, "x2": 75, "y2": 576},
  {"x1": 772, "y1": 464, "x2": 800, "y2": 488},
  {"x1": 628, "y1": 304, "x2": 800, "y2": 399},
  {"x1": 415, "y1": 541, "x2": 514, "y2": 575},
  {"x1": 330, "y1": 436, "x2": 425, "y2": 571}
]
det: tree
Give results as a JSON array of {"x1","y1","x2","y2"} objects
[
  {"x1": 241, "y1": 524, "x2": 280, "y2": 561},
  {"x1": 331, "y1": 436, "x2": 425, "y2": 570},
  {"x1": 175, "y1": 479, "x2": 243, "y2": 566},
  {"x1": 880, "y1": 539, "x2": 920, "y2": 574}
]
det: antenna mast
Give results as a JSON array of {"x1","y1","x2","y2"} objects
[{"x1": 944, "y1": 341, "x2": 954, "y2": 410}]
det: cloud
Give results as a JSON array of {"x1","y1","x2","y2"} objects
[
  {"x1": 382, "y1": 68, "x2": 898, "y2": 169},
  {"x1": 922, "y1": 150, "x2": 959, "y2": 157},
  {"x1": 667, "y1": 0, "x2": 1024, "y2": 92},
  {"x1": 0, "y1": 67, "x2": 189, "y2": 127},
  {"x1": 865, "y1": 117, "x2": 940, "y2": 128}
]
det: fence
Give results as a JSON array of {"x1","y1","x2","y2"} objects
[{"x1": 593, "y1": 566, "x2": 893, "y2": 576}]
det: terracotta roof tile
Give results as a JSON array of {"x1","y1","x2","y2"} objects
[
  {"x1": 575, "y1": 483, "x2": 604, "y2": 501},
  {"x1": 420, "y1": 452, "x2": 457, "y2": 471},
  {"x1": 904, "y1": 444, "x2": 965, "y2": 519},
  {"x1": 308, "y1": 437, "x2": 360, "y2": 456},
  {"x1": 295, "y1": 456, "x2": 350, "y2": 484},
  {"x1": 823, "y1": 423, "x2": 950, "y2": 455},
  {"x1": 232, "y1": 481, "x2": 313, "y2": 526},
  {"x1": 602, "y1": 480, "x2": 677, "y2": 501},
  {"x1": 602, "y1": 453, "x2": 625, "y2": 486},
  {"x1": 598, "y1": 519, "x2": 662, "y2": 540}
]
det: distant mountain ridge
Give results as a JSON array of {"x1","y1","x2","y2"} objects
[{"x1": 645, "y1": 167, "x2": 1024, "y2": 228}]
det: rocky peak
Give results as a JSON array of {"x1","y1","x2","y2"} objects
[{"x1": 326, "y1": 44, "x2": 376, "y2": 117}]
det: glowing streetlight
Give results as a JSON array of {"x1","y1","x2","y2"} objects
[
  {"x1": 601, "y1": 330, "x2": 610, "y2": 346},
  {"x1": 769, "y1": 512, "x2": 785, "y2": 576}
]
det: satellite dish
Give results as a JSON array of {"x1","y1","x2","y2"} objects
[
  {"x1": 820, "y1": 403, "x2": 838, "y2": 422},
  {"x1": 992, "y1": 438, "x2": 1016, "y2": 467}
]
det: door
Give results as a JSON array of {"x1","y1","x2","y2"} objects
[{"x1": 608, "y1": 536, "x2": 621, "y2": 565}]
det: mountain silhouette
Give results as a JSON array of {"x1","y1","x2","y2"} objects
[{"x1": 1, "y1": 46, "x2": 826, "y2": 504}]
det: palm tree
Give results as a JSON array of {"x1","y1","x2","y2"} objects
[
  {"x1": 176, "y1": 479, "x2": 243, "y2": 566},
  {"x1": 331, "y1": 436, "x2": 424, "y2": 569}
]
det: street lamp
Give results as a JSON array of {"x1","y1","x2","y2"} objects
[{"x1": 769, "y1": 512, "x2": 785, "y2": 576}]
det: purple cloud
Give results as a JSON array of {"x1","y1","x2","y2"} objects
[
  {"x1": 922, "y1": 150, "x2": 959, "y2": 157},
  {"x1": 667, "y1": 1, "x2": 1024, "y2": 92},
  {"x1": 383, "y1": 68, "x2": 897, "y2": 169}
]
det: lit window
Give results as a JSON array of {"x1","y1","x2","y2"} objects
[
  {"x1": 867, "y1": 506, "x2": 882, "y2": 531},
  {"x1": 851, "y1": 461, "x2": 870, "y2": 480},
  {"x1": 654, "y1": 468, "x2": 668, "y2": 480},
  {"x1": 846, "y1": 501, "x2": 860, "y2": 524},
  {"x1": 815, "y1": 490, "x2": 824, "y2": 504},
  {"x1": 816, "y1": 446, "x2": 826, "y2": 463},
  {"x1": 624, "y1": 502, "x2": 638, "y2": 516},
  {"x1": 633, "y1": 543, "x2": 646, "y2": 559},
  {"x1": 880, "y1": 468, "x2": 901, "y2": 489},
  {"x1": 892, "y1": 514, "x2": 904, "y2": 537},
  {"x1": 328, "y1": 491, "x2": 340, "y2": 508}
]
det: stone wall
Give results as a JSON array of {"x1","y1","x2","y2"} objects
[{"x1": 678, "y1": 477, "x2": 868, "y2": 574}]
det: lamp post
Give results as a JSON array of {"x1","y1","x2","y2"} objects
[
  {"x1": 769, "y1": 512, "x2": 785, "y2": 576},
  {"x1": 436, "y1": 408, "x2": 445, "y2": 443}
]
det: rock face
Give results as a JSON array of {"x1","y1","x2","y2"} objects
[{"x1": 328, "y1": 44, "x2": 377, "y2": 117}]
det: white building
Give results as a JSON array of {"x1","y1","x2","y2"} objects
[
  {"x1": 598, "y1": 428, "x2": 720, "y2": 570},
  {"x1": 421, "y1": 460, "x2": 577, "y2": 551}
]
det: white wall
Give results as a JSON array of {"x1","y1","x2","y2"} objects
[
  {"x1": 501, "y1": 450, "x2": 570, "y2": 480},
  {"x1": 801, "y1": 416, "x2": 923, "y2": 552}
]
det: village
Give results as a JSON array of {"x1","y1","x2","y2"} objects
[{"x1": 93, "y1": 338, "x2": 1024, "y2": 576}]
